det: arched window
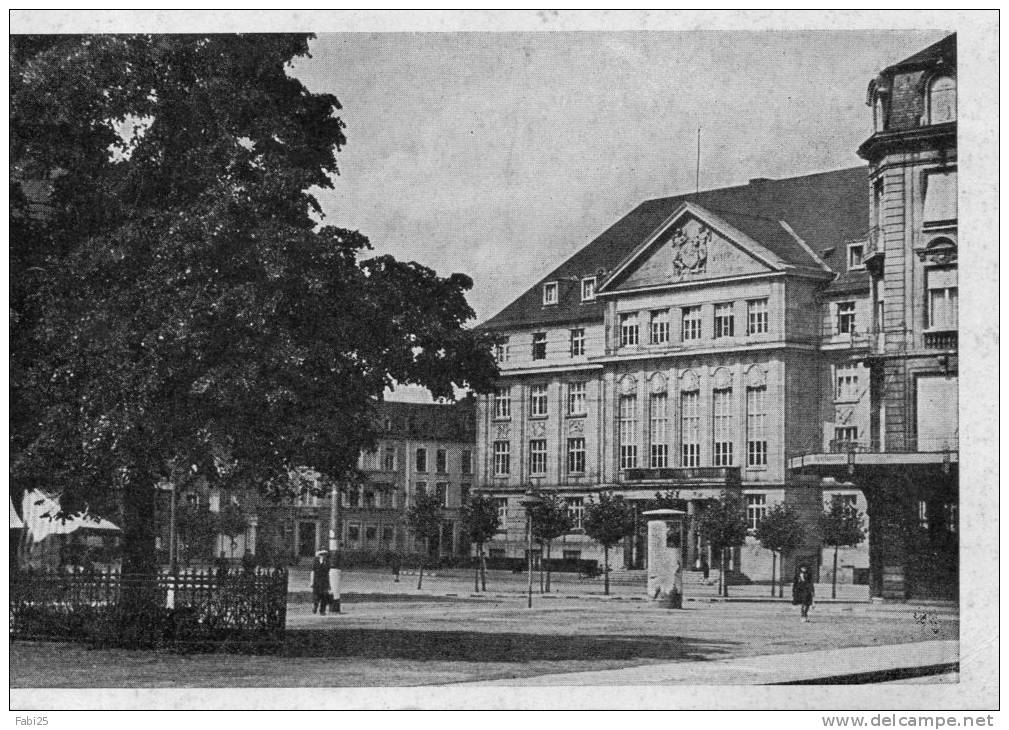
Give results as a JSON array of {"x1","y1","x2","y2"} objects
[
  {"x1": 873, "y1": 93, "x2": 887, "y2": 132},
  {"x1": 928, "y1": 75, "x2": 956, "y2": 124}
]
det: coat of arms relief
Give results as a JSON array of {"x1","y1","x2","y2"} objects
[{"x1": 670, "y1": 225, "x2": 712, "y2": 277}]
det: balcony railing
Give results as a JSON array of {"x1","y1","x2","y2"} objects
[
  {"x1": 923, "y1": 330, "x2": 957, "y2": 351},
  {"x1": 622, "y1": 466, "x2": 742, "y2": 483},
  {"x1": 829, "y1": 437, "x2": 958, "y2": 455}
]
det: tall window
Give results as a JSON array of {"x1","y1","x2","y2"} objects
[
  {"x1": 682, "y1": 306, "x2": 702, "y2": 341},
  {"x1": 543, "y1": 282, "x2": 558, "y2": 305},
  {"x1": 746, "y1": 494, "x2": 767, "y2": 531},
  {"x1": 747, "y1": 299, "x2": 769, "y2": 335},
  {"x1": 529, "y1": 384, "x2": 549, "y2": 417},
  {"x1": 649, "y1": 392, "x2": 669, "y2": 468},
  {"x1": 619, "y1": 313, "x2": 639, "y2": 347},
  {"x1": 529, "y1": 439, "x2": 548, "y2": 475},
  {"x1": 848, "y1": 243, "x2": 864, "y2": 270},
  {"x1": 581, "y1": 277, "x2": 596, "y2": 301},
  {"x1": 928, "y1": 75, "x2": 956, "y2": 124},
  {"x1": 413, "y1": 482, "x2": 426, "y2": 497},
  {"x1": 567, "y1": 437, "x2": 586, "y2": 474},
  {"x1": 567, "y1": 381, "x2": 587, "y2": 416},
  {"x1": 461, "y1": 449, "x2": 472, "y2": 475},
  {"x1": 532, "y1": 332, "x2": 547, "y2": 360},
  {"x1": 618, "y1": 394, "x2": 638, "y2": 469},
  {"x1": 569, "y1": 328, "x2": 585, "y2": 357},
  {"x1": 713, "y1": 303, "x2": 734, "y2": 338},
  {"x1": 495, "y1": 336, "x2": 510, "y2": 363},
  {"x1": 566, "y1": 497, "x2": 584, "y2": 530},
  {"x1": 492, "y1": 441, "x2": 511, "y2": 476},
  {"x1": 361, "y1": 449, "x2": 378, "y2": 470},
  {"x1": 435, "y1": 482, "x2": 448, "y2": 507},
  {"x1": 835, "y1": 365, "x2": 859, "y2": 400},
  {"x1": 495, "y1": 497, "x2": 508, "y2": 526},
  {"x1": 493, "y1": 387, "x2": 511, "y2": 418},
  {"x1": 460, "y1": 484, "x2": 471, "y2": 505},
  {"x1": 837, "y1": 301, "x2": 856, "y2": 334},
  {"x1": 650, "y1": 309, "x2": 670, "y2": 344},
  {"x1": 436, "y1": 448, "x2": 447, "y2": 474},
  {"x1": 415, "y1": 448, "x2": 428, "y2": 472},
  {"x1": 872, "y1": 177, "x2": 885, "y2": 231},
  {"x1": 712, "y1": 388, "x2": 734, "y2": 466},
  {"x1": 746, "y1": 386, "x2": 768, "y2": 467},
  {"x1": 680, "y1": 390, "x2": 700, "y2": 467},
  {"x1": 383, "y1": 446, "x2": 396, "y2": 471},
  {"x1": 927, "y1": 269, "x2": 958, "y2": 330}
]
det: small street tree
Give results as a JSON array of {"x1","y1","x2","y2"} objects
[
  {"x1": 696, "y1": 491, "x2": 749, "y2": 597},
  {"x1": 406, "y1": 490, "x2": 443, "y2": 590},
  {"x1": 583, "y1": 492, "x2": 634, "y2": 596},
  {"x1": 754, "y1": 503, "x2": 805, "y2": 597},
  {"x1": 818, "y1": 496, "x2": 867, "y2": 598},
  {"x1": 459, "y1": 493, "x2": 499, "y2": 592},
  {"x1": 530, "y1": 491, "x2": 573, "y2": 593},
  {"x1": 215, "y1": 502, "x2": 249, "y2": 560}
]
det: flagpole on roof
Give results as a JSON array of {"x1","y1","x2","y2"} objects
[{"x1": 695, "y1": 126, "x2": 701, "y2": 195}]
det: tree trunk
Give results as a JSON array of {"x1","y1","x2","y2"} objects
[
  {"x1": 720, "y1": 547, "x2": 728, "y2": 597},
  {"x1": 832, "y1": 545, "x2": 838, "y2": 599},
  {"x1": 779, "y1": 553, "x2": 785, "y2": 597},
  {"x1": 603, "y1": 547, "x2": 610, "y2": 595},
  {"x1": 474, "y1": 548, "x2": 480, "y2": 592},
  {"x1": 771, "y1": 551, "x2": 777, "y2": 597},
  {"x1": 119, "y1": 466, "x2": 161, "y2": 646},
  {"x1": 539, "y1": 542, "x2": 545, "y2": 594},
  {"x1": 545, "y1": 542, "x2": 552, "y2": 593},
  {"x1": 417, "y1": 539, "x2": 426, "y2": 590},
  {"x1": 480, "y1": 548, "x2": 487, "y2": 592}
]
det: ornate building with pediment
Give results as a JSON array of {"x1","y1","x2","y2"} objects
[{"x1": 474, "y1": 35, "x2": 957, "y2": 597}]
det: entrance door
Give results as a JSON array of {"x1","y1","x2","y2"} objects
[
  {"x1": 916, "y1": 374, "x2": 958, "y2": 451},
  {"x1": 298, "y1": 521, "x2": 317, "y2": 558}
]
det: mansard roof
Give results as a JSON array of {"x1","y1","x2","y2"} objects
[
  {"x1": 882, "y1": 33, "x2": 955, "y2": 76},
  {"x1": 374, "y1": 399, "x2": 475, "y2": 443},
  {"x1": 482, "y1": 166, "x2": 868, "y2": 330}
]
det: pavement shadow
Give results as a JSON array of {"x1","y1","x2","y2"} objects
[{"x1": 280, "y1": 628, "x2": 735, "y2": 662}]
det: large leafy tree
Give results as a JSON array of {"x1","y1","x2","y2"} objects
[
  {"x1": 10, "y1": 34, "x2": 498, "y2": 583},
  {"x1": 754, "y1": 503, "x2": 805, "y2": 597},
  {"x1": 818, "y1": 496, "x2": 867, "y2": 599},
  {"x1": 696, "y1": 491, "x2": 749, "y2": 597},
  {"x1": 530, "y1": 491, "x2": 573, "y2": 593},
  {"x1": 583, "y1": 492, "x2": 633, "y2": 596},
  {"x1": 459, "y1": 493, "x2": 499, "y2": 592}
]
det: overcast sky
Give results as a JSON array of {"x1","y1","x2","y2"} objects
[
  {"x1": 288, "y1": 30, "x2": 949, "y2": 402},
  {"x1": 291, "y1": 30, "x2": 947, "y2": 326}
]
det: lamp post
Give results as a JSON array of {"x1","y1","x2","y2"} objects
[
  {"x1": 328, "y1": 480, "x2": 341, "y2": 613},
  {"x1": 518, "y1": 490, "x2": 542, "y2": 609}
]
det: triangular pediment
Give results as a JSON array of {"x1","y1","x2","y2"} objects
[{"x1": 600, "y1": 204, "x2": 796, "y2": 293}]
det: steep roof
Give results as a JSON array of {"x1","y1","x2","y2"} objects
[
  {"x1": 374, "y1": 400, "x2": 475, "y2": 443},
  {"x1": 483, "y1": 166, "x2": 868, "y2": 330},
  {"x1": 882, "y1": 33, "x2": 955, "y2": 75}
]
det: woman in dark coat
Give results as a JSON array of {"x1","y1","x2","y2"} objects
[
  {"x1": 792, "y1": 565, "x2": 815, "y2": 622},
  {"x1": 311, "y1": 550, "x2": 331, "y2": 615}
]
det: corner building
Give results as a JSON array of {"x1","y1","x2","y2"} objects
[{"x1": 476, "y1": 35, "x2": 957, "y2": 596}]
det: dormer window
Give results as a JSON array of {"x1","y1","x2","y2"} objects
[
  {"x1": 873, "y1": 92, "x2": 888, "y2": 132},
  {"x1": 848, "y1": 243, "x2": 864, "y2": 270},
  {"x1": 543, "y1": 282, "x2": 558, "y2": 305},
  {"x1": 928, "y1": 75, "x2": 956, "y2": 124},
  {"x1": 581, "y1": 277, "x2": 596, "y2": 302}
]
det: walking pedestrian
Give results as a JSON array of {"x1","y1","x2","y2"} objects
[
  {"x1": 792, "y1": 565, "x2": 815, "y2": 622},
  {"x1": 390, "y1": 551, "x2": 401, "y2": 583},
  {"x1": 311, "y1": 550, "x2": 331, "y2": 615}
]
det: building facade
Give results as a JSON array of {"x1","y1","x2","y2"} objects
[
  {"x1": 476, "y1": 35, "x2": 957, "y2": 596},
  {"x1": 289, "y1": 400, "x2": 476, "y2": 564},
  {"x1": 792, "y1": 34, "x2": 958, "y2": 599}
]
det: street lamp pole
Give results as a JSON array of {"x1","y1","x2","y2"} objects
[
  {"x1": 328, "y1": 480, "x2": 341, "y2": 613},
  {"x1": 169, "y1": 480, "x2": 177, "y2": 575}
]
